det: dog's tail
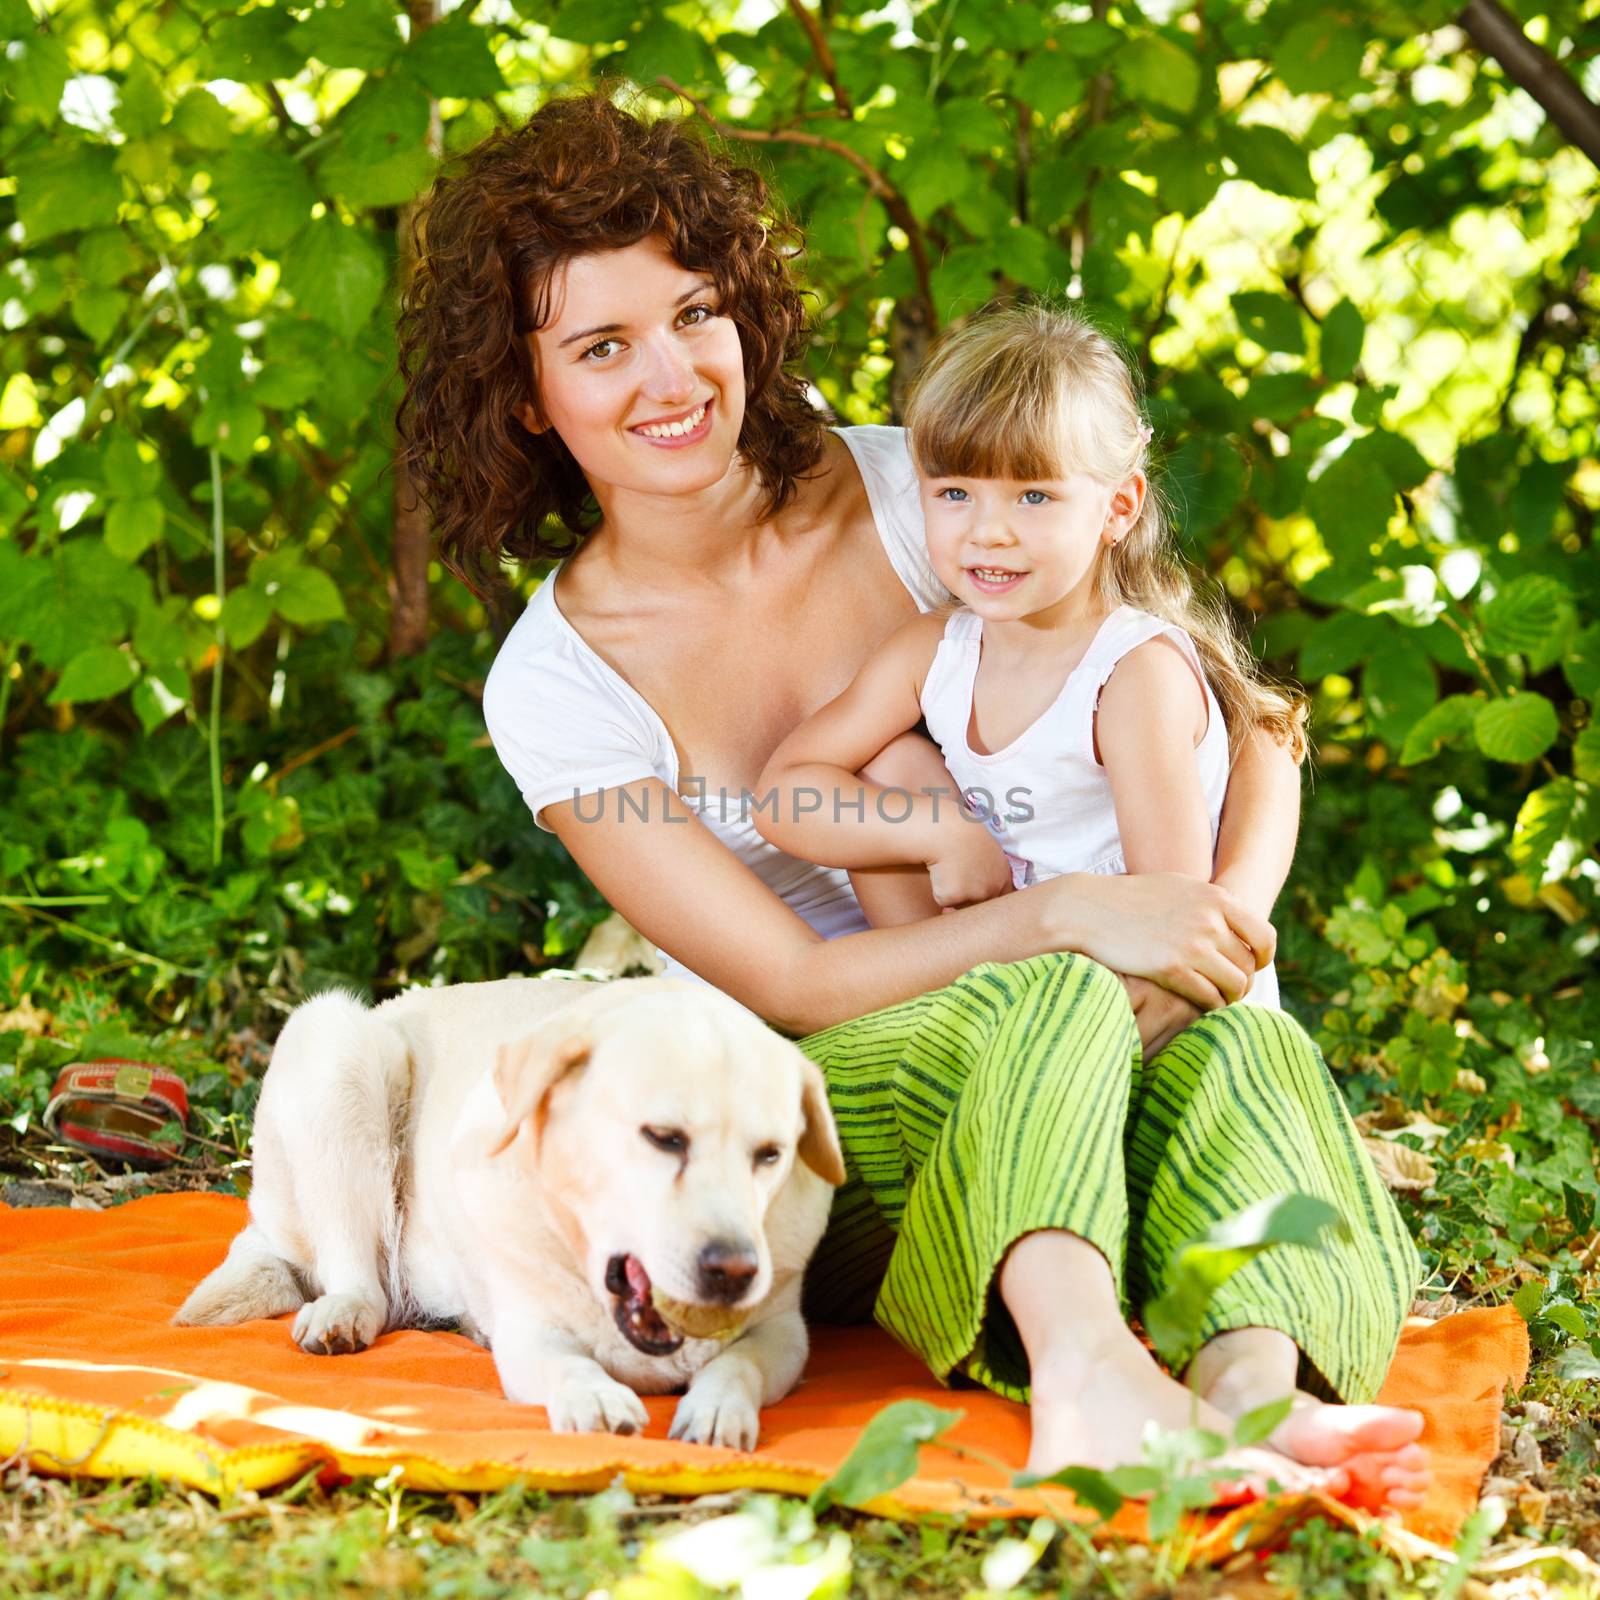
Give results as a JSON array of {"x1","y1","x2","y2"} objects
[{"x1": 173, "y1": 1223, "x2": 306, "y2": 1327}]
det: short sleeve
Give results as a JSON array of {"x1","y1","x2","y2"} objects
[
  {"x1": 836, "y1": 426, "x2": 952, "y2": 613},
  {"x1": 483, "y1": 586, "x2": 673, "y2": 832}
]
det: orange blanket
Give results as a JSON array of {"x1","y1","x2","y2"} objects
[{"x1": 0, "y1": 1195, "x2": 1525, "y2": 1552}]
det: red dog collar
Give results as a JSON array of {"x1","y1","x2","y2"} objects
[{"x1": 43, "y1": 1060, "x2": 190, "y2": 1170}]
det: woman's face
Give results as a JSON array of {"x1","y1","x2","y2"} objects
[{"x1": 518, "y1": 236, "x2": 747, "y2": 500}]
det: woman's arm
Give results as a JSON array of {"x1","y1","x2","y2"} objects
[
  {"x1": 545, "y1": 780, "x2": 1271, "y2": 1034},
  {"x1": 1212, "y1": 722, "x2": 1302, "y2": 922}
]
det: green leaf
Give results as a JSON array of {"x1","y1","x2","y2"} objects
[
  {"x1": 1480, "y1": 575, "x2": 1575, "y2": 665},
  {"x1": 100, "y1": 432, "x2": 161, "y2": 499},
  {"x1": 193, "y1": 393, "x2": 265, "y2": 465},
  {"x1": 1543, "y1": 1304, "x2": 1588, "y2": 1339},
  {"x1": 1574, "y1": 726, "x2": 1600, "y2": 786},
  {"x1": 550, "y1": 0, "x2": 636, "y2": 44},
  {"x1": 7, "y1": 32, "x2": 71, "y2": 120},
  {"x1": 114, "y1": 58, "x2": 166, "y2": 138},
  {"x1": 1143, "y1": 1194, "x2": 1349, "y2": 1369},
  {"x1": 272, "y1": 565, "x2": 346, "y2": 625},
  {"x1": 1, "y1": 0, "x2": 42, "y2": 40},
  {"x1": 812, "y1": 1399, "x2": 964, "y2": 1511},
  {"x1": 1218, "y1": 124, "x2": 1314, "y2": 201},
  {"x1": 104, "y1": 496, "x2": 165, "y2": 560},
  {"x1": 1552, "y1": 1345, "x2": 1600, "y2": 1383},
  {"x1": 1298, "y1": 611, "x2": 1387, "y2": 679},
  {"x1": 71, "y1": 285, "x2": 128, "y2": 347},
  {"x1": 1510, "y1": 779, "x2": 1597, "y2": 882},
  {"x1": 298, "y1": 0, "x2": 403, "y2": 71},
  {"x1": 1319, "y1": 299, "x2": 1365, "y2": 382},
  {"x1": 14, "y1": 143, "x2": 124, "y2": 242},
  {"x1": 1232, "y1": 291, "x2": 1304, "y2": 355},
  {"x1": 48, "y1": 644, "x2": 138, "y2": 704},
  {"x1": 1010, "y1": 53, "x2": 1087, "y2": 122},
  {"x1": 1364, "y1": 633, "x2": 1436, "y2": 745},
  {"x1": 1016, "y1": 1465, "x2": 1124, "y2": 1520},
  {"x1": 901, "y1": 144, "x2": 973, "y2": 221},
  {"x1": 1399, "y1": 695, "x2": 1480, "y2": 765},
  {"x1": 1233, "y1": 1395, "x2": 1294, "y2": 1447},
  {"x1": 221, "y1": 584, "x2": 274, "y2": 650},
  {"x1": 1512, "y1": 1281, "x2": 1545, "y2": 1323},
  {"x1": 1474, "y1": 694, "x2": 1558, "y2": 764},
  {"x1": 131, "y1": 672, "x2": 187, "y2": 733},
  {"x1": 1275, "y1": 19, "x2": 1366, "y2": 95},
  {"x1": 403, "y1": 11, "x2": 506, "y2": 98},
  {"x1": 282, "y1": 217, "x2": 388, "y2": 335},
  {"x1": 1114, "y1": 34, "x2": 1200, "y2": 116},
  {"x1": 210, "y1": 147, "x2": 316, "y2": 252},
  {"x1": 78, "y1": 227, "x2": 141, "y2": 287},
  {"x1": 1566, "y1": 623, "x2": 1600, "y2": 700},
  {"x1": 203, "y1": 7, "x2": 309, "y2": 79},
  {"x1": 172, "y1": 87, "x2": 234, "y2": 149}
]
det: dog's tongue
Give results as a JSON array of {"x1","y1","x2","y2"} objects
[{"x1": 624, "y1": 1255, "x2": 652, "y2": 1300}]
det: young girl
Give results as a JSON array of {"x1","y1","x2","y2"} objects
[{"x1": 756, "y1": 304, "x2": 1306, "y2": 1011}]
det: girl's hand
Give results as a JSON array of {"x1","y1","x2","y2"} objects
[
  {"x1": 1031, "y1": 871, "x2": 1272, "y2": 1010},
  {"x1": 1120, "y1": 976, "x2": 1202, "y2": 1058},
  {"x1": 928, "y1": 827, "x2": 1014, "y2": 910}
]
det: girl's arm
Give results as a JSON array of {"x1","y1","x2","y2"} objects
[
  {"x1": 1095, "y1": 639, "x2": 1214, "y2": 879},
  {"x1": 756, "y1": 613, "x2": 978, "y2": 873},
  {"x1": 1211, "y1": 724, "x2": 1301, "y2": 919},
  {"x1": 544, "y1": 782, "x2": 1271, "y2": 1035}
]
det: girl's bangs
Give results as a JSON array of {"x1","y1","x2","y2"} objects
[{"x1": 910, "y1": 362, "x2": 1092, "y2": 484}]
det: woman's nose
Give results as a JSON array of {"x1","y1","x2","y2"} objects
[{"x1": 639, "y1": 334, "x2": 697, "y2": 403}]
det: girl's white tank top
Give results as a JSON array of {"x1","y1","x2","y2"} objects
[{"x1": 918, "y1": 605, "x2": 1280, "y2": 1009}]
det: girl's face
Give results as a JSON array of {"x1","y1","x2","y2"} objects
[
  {"x1": 516, "y1": 236, "x2": 746, "y2": 500},
  {"x1": 919, "y1": 469, "x2": 1145, "y2": 628}
]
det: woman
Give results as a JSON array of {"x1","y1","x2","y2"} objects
[{"x1": 398, "y1": 92, "x2": 1428, "y2": 1507}]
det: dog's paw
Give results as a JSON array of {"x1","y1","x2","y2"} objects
[
  {"x1": 292, "y1": 1292, "x2": 384, "y2": 1355},
  {"x1": 669, "y1": 1385, "x2": 760, "y2": 1452},
  {"x1": 546, "y1": 1375, "x2": 650, "y2": 1436}
]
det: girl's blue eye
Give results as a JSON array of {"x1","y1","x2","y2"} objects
[
  {"x1": 1020, "y1": 490, "x2": 1052, "y2": 506},
  {"x1": 936, "y1": 487, "x2": 970, "y2": 502}
]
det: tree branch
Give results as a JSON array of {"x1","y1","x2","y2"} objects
[
  {"x1": 659, "y1": 77, "x2": 936, "y2": 326},
  {"x1": 786, "y1": 0, "x2": 852, "y2": 116},
  {"x1": 1458, "y1": 0, "x2": 1600, "y2": 170}
]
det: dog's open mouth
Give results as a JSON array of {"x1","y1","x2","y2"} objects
[{"x1": 605, "y1": 1253, "x2": 685, "y2": 1357}]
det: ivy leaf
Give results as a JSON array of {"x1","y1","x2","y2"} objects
[
  {"x1": 1474, "y1": 694, "x2": 1558, "y2": 764},
  {"x1": 14, "y1": 143, "x2": 124, "y2": 242},
  {"x1": 104, "y1": 496, "x2": 165, "y2": 560},
  {"x1": 1319, "y1": 299, "x2": 1365, "y2": 382},
  {"x1": 1510, "y1": 779, "x2": 1597, "y2": 883},
  {"x1": 402, "y1": 11, "x2": 506, "y2": 98},
  {"x1": 48, "y1": 644, "x2": 138, "y2": 704},
  {"x1": 812, "y1": 1399, "x2": 964, "y2": 1511},
  {"x1": 1480, "y1": 575, "x2": 1575, "y2": 666},
  {"x1": 221, "y1": 584, "x2": 274, "y2": 650},
  {"x1": 1114, "y1": 34, "x2": 1200, "y2": 115},
  {"x1": 210, "y1": 147, "x2": 316, "y2": 252},
  {"x1": 1144, "y1": 1194, "x2": 1349, "y2": 1370},
  {"x1": 282, "y1": 217, "x2": 388, "y2": 335},
  {"x1": 1399, "y1": 694, "x2": 1480, "y2": 765},
  {"x1": 1218, "y1": 123, "x2": 1314, "y2": 201},
  {"x1": 272, "y1": 565, "x2": 346, "y2": 625}
]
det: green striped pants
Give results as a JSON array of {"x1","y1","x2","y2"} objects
[{"x1": 796, "y1": 954, "x2": 1419, "y2": 1404}]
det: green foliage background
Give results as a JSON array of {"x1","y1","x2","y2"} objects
[{"x1": 1, "y1": 0, "x2": 1598, "y2": 1327}]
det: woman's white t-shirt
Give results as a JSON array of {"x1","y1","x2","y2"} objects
[{"x1": 481, "y1": 426, "x2": 948, "y2": 983}]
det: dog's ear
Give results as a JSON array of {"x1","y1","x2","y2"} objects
[
  {"x1": 796, "y1": 1056, "x2": 846, "y2": 1187},
  {"x1": 487, "y1": 1029, "x2": 592, "y2": 1158}
]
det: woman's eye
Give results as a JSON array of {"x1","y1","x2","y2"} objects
[
  {"x1": 754, "y1": 1145, "x2": 782, "y2": 1167},
  {"x1": 680, "y1": 303, "x2": 717, "y2": 326},
  {"x1": 1020, "y1": 490, "x2": 1052, "y2": 506},
  {"x1": 642, "y1": 1126, "x2": 688, "y2": 1155},
  {"x1": 582, "y1": 338, "x2": 620, "y2": 362}
]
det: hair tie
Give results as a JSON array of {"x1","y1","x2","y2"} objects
[{"x1": 1137, "y1": 422, "x2": 1154, "y2": 445}]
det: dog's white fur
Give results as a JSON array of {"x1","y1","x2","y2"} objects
[{"x1": 174, "y1": 976, "x2": 846, "y2": 1449}]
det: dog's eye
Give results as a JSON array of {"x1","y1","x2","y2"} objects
[
  {"x1": 642, "y1": 1126, "x2": 688, "y2": 1155},
  {"x1": 753, "y1": 1144, "x2": 782, "y2": 1167}
]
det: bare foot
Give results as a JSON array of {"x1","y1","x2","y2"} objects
[{"x1": 1026, "y1": 1326, "x2": 1349, "y2": 1504}]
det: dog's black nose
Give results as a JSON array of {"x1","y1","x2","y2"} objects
[{"x1": 695, "y1": 1241, "x2": 759, "y2": 1303}]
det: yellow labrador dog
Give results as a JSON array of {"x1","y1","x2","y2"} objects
[{"x1": 175, "y1": 977, "x2": 845, "y2": 1449}]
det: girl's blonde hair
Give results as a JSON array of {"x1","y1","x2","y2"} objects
[{"x1": 903, "y1": 302, "x2": 1308, "y2": 764}]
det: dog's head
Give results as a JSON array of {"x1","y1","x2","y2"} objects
[{"x1": 487, "y1": 980, "x2": 845, "y2": 1358}]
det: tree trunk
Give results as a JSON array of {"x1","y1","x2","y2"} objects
[
  {"x1": 1458, "y1": 0, "x2": 1600, "y2": 170},
  {"x1": 388, "y1": 0, "x2": 444, "y2": 661}
]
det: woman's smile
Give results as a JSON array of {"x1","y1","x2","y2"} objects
[{"x1": 631, "y1": 398, "x2": 715, "y2": 447}]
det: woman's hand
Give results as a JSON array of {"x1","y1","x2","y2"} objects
[
  {"x1": 928, "y1": 826, "x2": 1014, "y2": 911},
  {"x1": 1120, "y1": 976, "x2": 1202, "y2": 1058},
  {"x1": 1031, "y1": 872, "x2": 1274, "y2": 1011}
]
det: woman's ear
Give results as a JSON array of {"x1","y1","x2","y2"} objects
[
  {"x1": 1103, "y1": 471, "x2": 1146, "y2": 545},
  {"x1": 513, "y1": 399, "x2": 548, "y2": 436}
]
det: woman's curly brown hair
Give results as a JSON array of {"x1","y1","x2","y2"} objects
[{"x1": 396, "y1": 91, "x2": 828, "y2": 599}]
